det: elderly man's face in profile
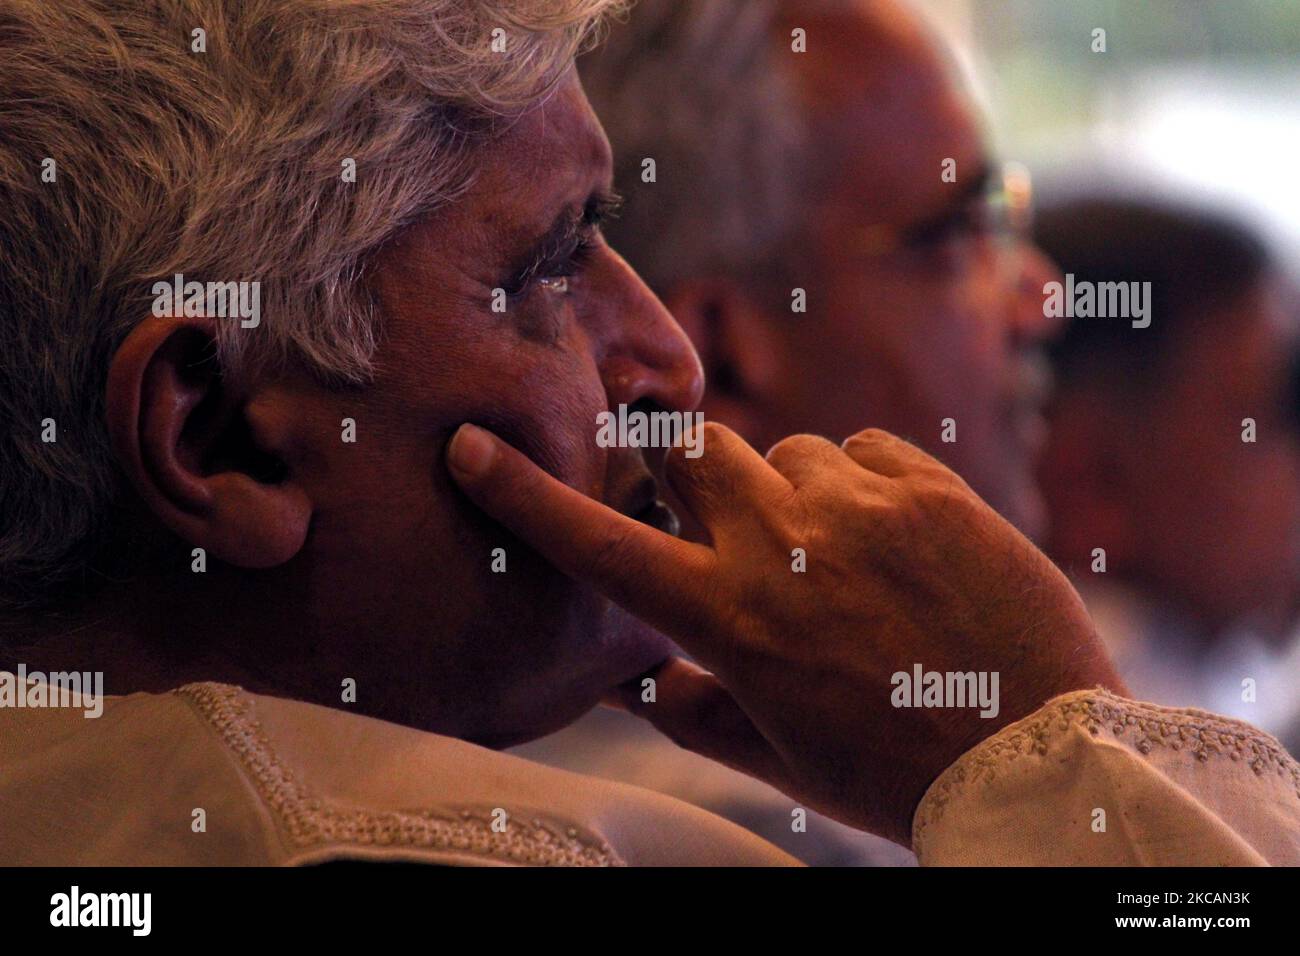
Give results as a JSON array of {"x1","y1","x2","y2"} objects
[
  {"x1": 759, "y1": 6, "x2": 1061, "y2": 538},
  {"x1": 229, "y1": 74, "x2": 700, "y2": 745}
]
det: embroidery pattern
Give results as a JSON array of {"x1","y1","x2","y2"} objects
[
  {"x1": 913, "y1": 688, "x2": 1300, "y2": 855},
  {"x1": 176, "y1": 682, "x2": 621, "y2": 867}
]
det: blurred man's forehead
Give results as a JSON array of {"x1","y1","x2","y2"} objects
[
  {"x1": 834, "y1": 89, "x2": 984, "y2": 225},
  {"x1": 784, "y1": 4, "x2": 986, "y2": 226}
]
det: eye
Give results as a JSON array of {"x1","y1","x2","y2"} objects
[
  {"x1": 941, "y1": 205, "x2": 991, "y2": 242},
  {"x1": 536, "y1": 274, "x2": 570, "y2": 295},
  {"x1": 503, "y1": 234, "x2": 595, "y2": 302},
  {"x1": 534, "y1": 236, "x2": 597, "y2": 297}
]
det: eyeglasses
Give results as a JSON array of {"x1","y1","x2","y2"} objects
[{"x1": 851, "y1": 161, "x2": 1035, "y2": 264}]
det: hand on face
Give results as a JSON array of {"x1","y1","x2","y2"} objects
[
  {"x1": 97, "y1": 74, "x2": 702, "y2": 745},
  {"x1": 446, "y1": 420, "x2": 1125, "y2": 845}
]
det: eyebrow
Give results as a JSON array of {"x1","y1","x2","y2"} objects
[{"x1": 503, "y1": 190, "x2": 623, "y2": 289}]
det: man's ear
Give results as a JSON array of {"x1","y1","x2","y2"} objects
[
  {"x1": 106, "y1": 316, "x2": 313, "y2": 568},
  {"x1": 661, "y1": 278, "x2": 784, "y2": 445}
]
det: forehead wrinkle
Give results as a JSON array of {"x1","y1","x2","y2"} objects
[
  {"x1": 512, "y1": 76, "x2": 610, "y2": 181},
  {"x1": 488, "y1": 115, "x2": 608, "y2": 264},
  {"x1": 385, "y1": 77, "x2": 613, "y2": 293}
]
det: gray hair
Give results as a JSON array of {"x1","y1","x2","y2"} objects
[
  {"x1": 578, "y1": 0, "x2": 810, "y2": 295},
  {"x1": 0, "y1": 0, "x2": 622, "y2": 608}
]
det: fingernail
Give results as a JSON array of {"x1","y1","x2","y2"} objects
[{"x1": 448, "y1": 424, "x2": 496, "y2": 478}]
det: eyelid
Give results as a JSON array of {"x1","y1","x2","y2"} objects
[
  {"x1": 503, "y1": 230, "x2": 596, "y2": 299},
  {"x1": 907, "y1": 199, "x2": 994, "y2": 248},
  {"x1": 589, "y1": 192, "x2": 623, "y2": 225},
  {"x1": 500, "y1": 192, "x2": 617, "y2": 298}
]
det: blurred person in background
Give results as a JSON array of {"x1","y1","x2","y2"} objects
[
  {"x1": 514, "y1": 0, "x2": 1064, "y2": 865},
  {"x1": 584, "y1": 0, "x2": 1061, "y2": 539},
  {"x1": 1034, "y1": 196, "x2": 1300, "y2": 752}
]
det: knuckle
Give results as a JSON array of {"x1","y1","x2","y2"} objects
[
  {"x1": 843, "y1": 426, "x2": 895, "y2": 448},
  {"x1": 759, "y1": 431, "x2": 832, "y2": 468},
  {"x1": 911, "y1": 472, "x2": 981, "y2": 526},
  {"x1": 845, "y1": 428, "x2": 927, "y2": 463},
  {"x1": 791, "y1": 520, "x2": 835, "y2": 559},
  {"x1": 766, "y1": 432, "x2": 827, "y2": 461}
]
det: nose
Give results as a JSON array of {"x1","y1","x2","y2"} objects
[
  {"x1": 588, "y1": 247, "x2": 705, "y2": 414},
  {"x1": 1007, "y1": 240, "x2": 1065, "y2": 345}
]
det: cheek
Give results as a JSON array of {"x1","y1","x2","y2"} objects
[
  {"x1": 315, "y1": 342, "x2": 614, "y2": 633},
  {"x1": 1235, "y1": 452, "x2": 1300, "y2": 536},
  {"x1": 505, "y1": 365, "x2": 609, "y2": 494},
  {"x1": 376, "y1": 292, "x2": 610, "y2": 485},
  {"x1": 483, "y1": 321, "x2": 611, "y2": 492},
  {"x1": 890, "y1": 272, "x2": 999, "y2": 370},
  {"x1": 829, "y1": 279, "x2": 999, "y2": 441},
  {"x1": 307, "y1": 311, "x2": 613, "y2": 598},
  {"x1": 912, "y1": 307, "x2": 1003, "y2": 426}
]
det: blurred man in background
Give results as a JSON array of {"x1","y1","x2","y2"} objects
[
  {"x1": 1034, "y1": 197, "x2": 1300, "y2": 751},
  {"x1": 583, "y1": 0, "x2": 1062, "y2": 538},
  {"x1": 514, "y1": 0, "x2": 1063, "y2": 864}
]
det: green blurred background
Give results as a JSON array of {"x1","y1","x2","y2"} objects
[{"x1": 918, "y1": 0, "x2": 1300, "y2": 257}]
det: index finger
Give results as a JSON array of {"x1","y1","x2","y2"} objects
[{"x1": 446, "y1": 423, "x2": 717, "y2": 635}]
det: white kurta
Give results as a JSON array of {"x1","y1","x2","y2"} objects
[{"x1": 1, "y1": 675, "x2": 1297, "y2": 865}]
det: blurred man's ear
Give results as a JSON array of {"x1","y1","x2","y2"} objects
[
  {"x1": 105, "y1": 316, "x2": 313, "y2": 568},
  {"x1": 661, "y1": 277, "x2": 785, "y2": 447},
  {"x1": 1039, "y1": 388, "x2": 1140, "y2": 568}
]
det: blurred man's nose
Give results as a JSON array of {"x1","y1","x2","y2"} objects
[
  {"x1": 1008, "y1": 240, "x2": 1065, "y2": 344},
  {"x1": 591, "y1": 248, "x2": 705, "y2": 413}
]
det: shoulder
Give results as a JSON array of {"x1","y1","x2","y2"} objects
[{"x1": 2, "y1": 680, "x2": 799, "y2": 867}]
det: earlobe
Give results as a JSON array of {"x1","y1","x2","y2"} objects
[{"x1": 106, "y1": 316, "x2": 313, "y2": 569}]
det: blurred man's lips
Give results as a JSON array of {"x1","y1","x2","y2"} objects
[
  {"x1": 1011, "y1": 403, "x2": 1049, "y2": 459},
  {"x1": 1007, "y1": 349, "x2": 1054, "y2": 458}
]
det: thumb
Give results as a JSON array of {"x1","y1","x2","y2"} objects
[{"x1": 615, "y1": 657, "x2": 789, "y2": 788}]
